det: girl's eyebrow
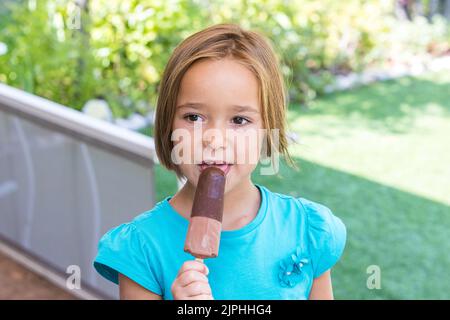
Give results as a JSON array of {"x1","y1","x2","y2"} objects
[
  {"x1": 177, "y1": 102, "x2": 259, "y2": 114},
  {"x1": 177, "y1": 102, "x2": 204, "y2": 110},
  {"x1": 232, "y1": 105, "x2": 259, "y2": 114}
]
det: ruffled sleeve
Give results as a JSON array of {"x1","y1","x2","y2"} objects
[
  {"x1": 93, "y1": 222, "x2": 162, "y2": 295},
  {"x1": 300, "y1": 198, "x2": 347, "y2": 278}
]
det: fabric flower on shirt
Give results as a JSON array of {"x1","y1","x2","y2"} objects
[{"x1": 278, "y1": 246, "x2": 310, "y2": 288}]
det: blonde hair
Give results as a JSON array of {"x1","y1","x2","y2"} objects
[{"x1": 154, "y1": 23, "x2": 296, "y2": 179}]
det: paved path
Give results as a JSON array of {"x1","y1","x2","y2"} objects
[{"x1": 0, "y1": 251, "x2": 76, "y2": 300}]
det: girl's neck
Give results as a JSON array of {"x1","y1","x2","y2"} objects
[{"x1": 169, "y1": 178, "x2": 261, "y2": 231}]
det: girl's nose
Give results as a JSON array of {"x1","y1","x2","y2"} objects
[
  {"x1": 202, "y1": 126, "x2": 228, "y2": 151},
  {"x1": 203, "y1": 130, "x2": 225, "y2": 150}
]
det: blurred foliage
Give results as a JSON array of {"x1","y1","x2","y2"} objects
[{"x1": 0, "y1": 0, "x2": 449, "y2": 117}]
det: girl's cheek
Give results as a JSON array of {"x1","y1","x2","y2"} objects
[
  {"x1": 233, "y1": 129, "x2": 264, "y2": 166},
  {"x1": 170, "y1": 128, "x2": 197, "y2": 166},
  {"x1": 192, "y1": 134, "x2": 205, "y2": 164}
]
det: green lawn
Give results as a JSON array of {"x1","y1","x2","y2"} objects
[{"x1": 151, "y1": 71, "x2": 450, "y2": 299}]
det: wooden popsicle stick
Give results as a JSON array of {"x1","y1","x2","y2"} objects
[{"x1": 195, "y1": 257, "x2": 204, "y2": 263}]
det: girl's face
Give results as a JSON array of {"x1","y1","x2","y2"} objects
[{"x1": 172, "y1": 58, "x2": 264, "y2": 193}]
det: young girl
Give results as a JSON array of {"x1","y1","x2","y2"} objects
[{"x1": 93, "y1": 23, "x2": 346, "y2": 300}]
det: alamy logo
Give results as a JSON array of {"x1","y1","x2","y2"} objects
[
  {"x1": 67, "y1": 4, "x2": 81, "y2": 30},
  {"x1": 66, "y1": 265, "x2": 81, "y2": 290},
  {"x1": 366, "y1": 265, "x2": 381, "y2": 290},
  {"x1": 170, "y1": 121, "x2": 280, "y2": 175}
]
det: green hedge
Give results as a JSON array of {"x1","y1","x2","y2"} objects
[{"x1": 0, "y1": 0, "x2": 448, "y2": 117}]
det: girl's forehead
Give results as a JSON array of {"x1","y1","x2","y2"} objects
[{"x1": 177, "y1": 59, "x2": 260, "y2": 109}]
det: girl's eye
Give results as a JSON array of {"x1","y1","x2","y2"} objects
[
  {"x1": 232, "y1": 116, "x2": 250, "y2": 125},
  {"x1": 184, "y1": 114, "x2": 202, "y2": 122}
]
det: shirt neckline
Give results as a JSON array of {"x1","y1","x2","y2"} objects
[{"x1": 161, "y1": 183, "x2": 268, "y2": 239}]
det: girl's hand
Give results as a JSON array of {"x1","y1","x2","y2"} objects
[{"x1": 171, "y1": 260, "x2": 214, "y2": 300}]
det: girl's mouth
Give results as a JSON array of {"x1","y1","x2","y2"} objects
[{"x1": 198, "y1": 162, "x2": 233, "y2": 175}]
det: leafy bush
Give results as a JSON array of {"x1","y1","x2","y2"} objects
[{"x1": 0, "y1": 0, "x2": 448, "y2": 116}]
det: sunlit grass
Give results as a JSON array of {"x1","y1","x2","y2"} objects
[
  {"x1": 152, "y1": 71, "x2": 450, "y2": 299},
  {"x1": 287, "y1": 71, "x2": 450, "y2": 205}
]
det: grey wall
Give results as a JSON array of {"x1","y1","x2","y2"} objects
[{"x1": 0, "y1": 110, "x2": 155, "y2": 299}]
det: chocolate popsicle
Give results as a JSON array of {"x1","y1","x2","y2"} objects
[{"x1": 184, "y1": 166, "x2": 225, "y2": 261}]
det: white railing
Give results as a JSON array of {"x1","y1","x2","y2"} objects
[{"x1": 0, "y1": 83, "x2": 157, "y2": 299}]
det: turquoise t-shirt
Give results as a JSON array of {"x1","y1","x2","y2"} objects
[{"x1": 93, "y1": 184, "x2": 346, "y2": 300}]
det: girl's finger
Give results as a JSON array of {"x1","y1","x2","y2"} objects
[
  {"x1": 177, "y1": 260, "x2": 208, "y2": 277},
  {"x1": 178, "y1": 270, "x2": 209, "y2": 287},
  {"x1": 182, "y1": 281, "x2": 212, "y2": 297},
  {"x1": 190, "y1": 294, "x2": 214, "y2": 300}
]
